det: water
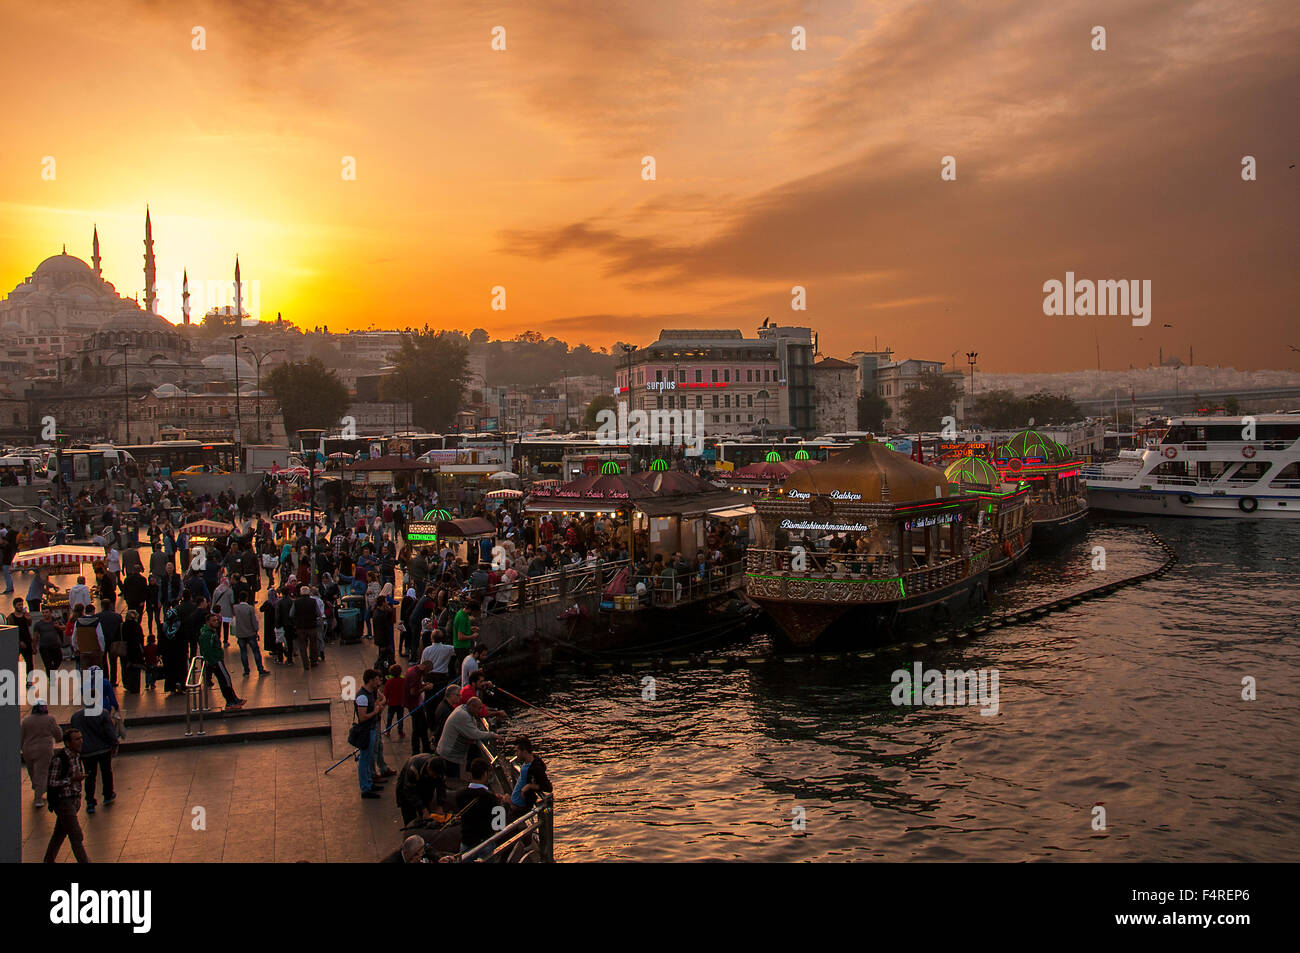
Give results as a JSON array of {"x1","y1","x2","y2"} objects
[{"x1": 504, "y1": 520, "x2": 1300, "y2": 861}]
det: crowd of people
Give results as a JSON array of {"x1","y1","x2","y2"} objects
[{"x1": 12, "y1": 472, "x2": 565, "y2": 863}]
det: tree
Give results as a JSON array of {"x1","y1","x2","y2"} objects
[
  {"x1": 1224, "y1": 396, "x2": 1241, "y2": 415},
  {"x1": 584, "y1": 394, "x2": 618, "y2": 429},
  {"x1": 389, "y1": 329, "x2": 471, "y2": 431},
  {"x1": 469, "y1": 328, "x2": 489, "y2": 346},
  {"x1": 901, "y1": 373, "x2": 961, "y2": 431},
  {"x1": 265, "y1": 358, "x2": 350, "y2": 436},
  {"x1": 973, "y1": 389, "x2": 1083, "y2": 428},
  {"x1": 857, "y1": 391, "x2": 890, "y2": 432}
]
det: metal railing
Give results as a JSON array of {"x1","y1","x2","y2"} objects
[
  {"x1": 453, "y1": 729, "x2": 555, "y2": 863},
  {"x1": 624, "y1": 559, "x2": 746, "y2": 607},
  {"x1": 184, "y1": 656, "x2": 212, "y2": 736},
  {"x1": 469, "y1": 558, "x2": 630, "y2": 612}
]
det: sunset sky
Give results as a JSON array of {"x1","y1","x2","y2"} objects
[{"x1": 1, "y1": 0, "x2": 1296, "y2": 372}]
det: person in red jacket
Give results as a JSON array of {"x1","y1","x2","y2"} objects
[{"x1": 383, "y1": 663, "x2": 406, "y2": 739}]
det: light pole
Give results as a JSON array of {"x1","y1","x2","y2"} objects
[
  {"x1": 621, "y1": 342, "x2": 637, "y2": 414},
  {"x1": 966, "y1": 351, "x2": 978, "y2": 398},
  {"x1": 230, "y1": 333, "x2": 245, "y2": 452},
  {"x1": 298, "y1": 428, "x2": 325, "y2": 586},
  {"x1": 243, "y1": 345, "x2": 284, "y2": 442}
]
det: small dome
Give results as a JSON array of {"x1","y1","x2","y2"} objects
[
  {"x1": 780, "y1": 437, "x2": 950, "y2": 504},
  {"x1": 944, "y1": 456, "x2": 1001, "y2": 488}
]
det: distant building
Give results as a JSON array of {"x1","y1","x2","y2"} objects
[
  {"x1": 615, "y1": 327, "x2": 809, "y2": 438},
  {"x1": 813, "y1": 357, "x2": 859, "y2": 433}
]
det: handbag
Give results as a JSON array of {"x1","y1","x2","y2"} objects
[
  {"x1": 347, "y1": 721, "x2": 370, "y2": 749},
  {"x1": 109, "y1": 641, "x2": 127, "y2": 658}
]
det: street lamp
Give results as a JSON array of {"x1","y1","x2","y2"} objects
[
  {"x1": 243, "y1": 345, "x2": 285, "y2": 441},
  {"x1": 297, "y1": 428, "x2": 325, "y2": 586},
  {"x1": 230, "y1": 333, "x2": 246, "y2": 453}
]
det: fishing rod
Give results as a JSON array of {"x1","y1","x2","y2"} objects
[
  {"x1": 323, "y1": 689, "x2": 439, "y2": 776},
  {"x1": 493, "y1": 684, "x2": 593, "y2": 738}
]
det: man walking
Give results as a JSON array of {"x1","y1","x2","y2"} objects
[
  {"x1": 43, "y1": 728, "x2": 90, "y2": 863},
  {"x1": 199, "y1": 612, "x2": 245, "y2": 709},
  {"x1": 69, "y1": 697, "x2": 118, "y2": 815},
  {"x1": 233, "y1": 592, "x2": 269, "y2": 676},
  {"x1": 291, "y1": 586, "x2": 319, "y2": 671}
]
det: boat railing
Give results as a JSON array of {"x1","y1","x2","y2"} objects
[
  {"x1": 1164, "y1": 439, "x2": 1294, "y2": 453},
  {"x1": 455, "y1": 729, "x2": 554, "y2": 863},
  {"x1": 465, "y1": 558, "x2": 630, "y2": 612},
  {"x1": 642, "y1": 559, "x2": 746, "y2": 606},
  {"x1": 746, "y1": 548, "x2": 896, "y2": 579}
]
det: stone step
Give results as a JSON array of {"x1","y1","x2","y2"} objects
[{"x1": 117, "y1": 706, "x2": 332, "y2": 752}]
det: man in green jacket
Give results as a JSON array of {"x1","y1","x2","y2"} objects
[{"x1": 199, "y1": 612, "x2": 245, "y2": 709}]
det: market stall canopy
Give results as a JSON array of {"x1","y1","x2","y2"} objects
[
  {"x1": 779, "y1": 437, "x2": 952, "y2": 504},
  {"x1": 180, "y1": 519, "x2": 235, "y2": 537},
  {"x1": 271, "y1": 509, "x2": 322, "y2": 523},
  {"x1": 270, "y1": 465, "x2": 312, "y2": 479},
  {"x1": 437, "y1": 517, "x2": 496, "y2": 538},
  {"x1": 12, "y1": 544, "x2": 107, "y2": 570},
  {"x1": 489, "y1": 471, "x2": 521, "y2": 482},
  {"x1": 485, "y1": 488, "x2": 524, "y2": 499}
]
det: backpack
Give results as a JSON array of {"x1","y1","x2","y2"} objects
[{"x1": 163, "y1": 606, "x2": 181, "y2": 641}]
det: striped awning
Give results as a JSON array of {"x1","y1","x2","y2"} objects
[
  {"x1": 485, "y1": 488, "x2": 524, "y2": 499},
  {"x1": 271, "y1": 509, "x2": 320, "y2": 523},
  {"x1": 12, "y1": 545, "x2": 107, "y2": 569},
  {"x1": 181, "y1": 519, "x2": 235, "y2": 536}
]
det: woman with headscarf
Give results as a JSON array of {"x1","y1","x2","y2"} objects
[
  {"x1": 399, "y1": 587, "x2": 417, "y2": 658},
  {"x1": 372, "y1": 582, "x2": 396, "y2": 662},
  {"x1": 121, "y1": 609, "x2": 145, "y2": 694},
  {"x1": 20, "y1": 701, "x2": 62, "y2": 807}
]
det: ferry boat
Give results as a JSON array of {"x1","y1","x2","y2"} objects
[
  {"x1": 1081, "y1": 415, "x2": 1300, "y2": 518},
  {"x1": 745, "y1": 438, "x2": 998, "y2": 646},
  {"x1": 942, "y1": 455, "x2": 1032, "y2": 574},
  {"x1": 991, "y1": 429, "x2": 1088, "y2": 544}
]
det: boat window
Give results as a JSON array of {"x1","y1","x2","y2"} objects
[{"x1": 1269, "y1": 462, "x2": 1300, "y2": 487}]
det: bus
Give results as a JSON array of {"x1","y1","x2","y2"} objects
[
  {"x1": 116, "y1": 440, "x2": 238, "y2": 478},
  {"x1": 518, "y1": 435, "x2": 628, "y2": 475},
  {"x1": 0, "y1": 456, "x2": 46, "y2": 485},
  {"x1": 44, "y1": 447, "x2": 139, "y2": 483}
]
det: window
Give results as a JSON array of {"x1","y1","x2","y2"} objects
[
  {"x1": 724, "y1": 369, "x2": 730, "y2": 382},
  {"x1": 725, "y1": 415, "x2": 731, "y2": 423},
  {"x1": 711, "y1": 369, "x2": 718, "y2": 383},
  {"x1": 724, "y1": 395, "x2": 731, "y2": 408},
  {"x1": 747, "y1": 394, "x2": 753, "y2": 408},
  {"x1": 656, "y1": 396, "x2": 663, "y2": 409},
  {"x1": 696, "y1": 396, "x2": 703, "y2": 408},
  {"x1": 712, "y1": 395, "x2": 719, "y2": 408},
  {"x1": 656, "y1": 370, "x2": 663, "y2": 382},
  {"x1": 712, "y1": 415, "x2": 719, "y2": 423},
  {"x1": 748, "y1": 414, "x2": 754, "y2": 422},
  {"x1": 678, "y1": 370, "x2": 686, "y2": 383},
  {"x1": 695, "y1": 369, "x2": 702, "y2": 383}
]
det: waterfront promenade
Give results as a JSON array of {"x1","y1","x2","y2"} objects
[{"x1": 21, "y1": 636, "x2": 408, "y2": 863}]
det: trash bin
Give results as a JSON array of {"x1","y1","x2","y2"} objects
[{"x1": 337, "y1": 595, "x2": 364, "y2": 644}]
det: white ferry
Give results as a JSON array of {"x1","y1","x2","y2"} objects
[{"x1": 1081, "y1": 415, "x2": 1300, "y2": 519}]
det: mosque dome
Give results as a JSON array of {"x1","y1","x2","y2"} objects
[{"x1": 33, "y1": 253, "x2": 94, "y2": 278}]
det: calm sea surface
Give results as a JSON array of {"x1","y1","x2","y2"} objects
[{"x1": 505, "y1": 519, "x2": 1300, "y2": 861}]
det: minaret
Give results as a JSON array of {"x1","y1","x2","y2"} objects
[
  {"x1": 92, "y1": 225, "x2": 101, "y2": 276},
  {"x1": 143, "y1": 206, "x2": 157, "y2": 314},
  {"x1": 233, "y1": 254, "x2": 242, "y2": 323},
  {"x1": 182, "y1": 269, "x2": 191, "y2": 325}
]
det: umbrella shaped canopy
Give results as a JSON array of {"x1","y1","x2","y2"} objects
[
  {"x1": 488, "y1": 470, "x2": 520, "y2": 482},
  {"x1": 12, "y1": 544, "x2": 107, "y2": 570},
  {"x1": 272, "y1": 466, "x2": 312, "y2": 479}
]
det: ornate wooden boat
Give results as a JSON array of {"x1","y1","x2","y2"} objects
[
  {"x1": 745, "y1": 438, "x2": 998, "y2": 646},
  {"x1": 991, "y1": 429, "x2": 1088, "y2": 545},
  {"x1": 942, "y1": 455, "x2": 1032, "y2": 574}
]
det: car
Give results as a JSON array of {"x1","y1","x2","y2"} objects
[{"x1": 174, "y1": 465, "x2": 229, "y2": 476}]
